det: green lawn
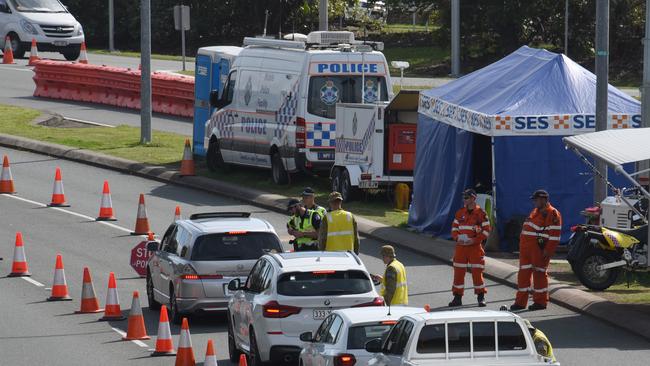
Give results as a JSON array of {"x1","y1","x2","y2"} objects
[
  {"x1": 383, "y1": 23, "x2": 435, "y2": 33},
  {"x1": 89, "y1": 49, "x2": 195, "y2": 63},
  {"x1": 383, "y1": 45, "x2": 449, "y2": 76}
]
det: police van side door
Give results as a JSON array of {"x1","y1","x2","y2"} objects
[{"x1": 218, "y1": 70, "x2": 238, "y2": 163}]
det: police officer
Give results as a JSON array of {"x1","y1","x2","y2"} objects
[
  {"x1": 372, "y1": 245, "x2": 408, "y2": 306},
  {"x1": 318, "y1": 192, "x2": 359, "y2": 254},
  {"x1": 301, "y1": 187, "x2": 327, "y2": 218},
  {"x1": 510, "y1": 190, "x2": 562, "y2": 311},
  {"x1": 287, "y1": 198, "x2": 321, "y2": 252},
  {"x1": 524, "y1": 319, "x2": 556, "y2": 362}
]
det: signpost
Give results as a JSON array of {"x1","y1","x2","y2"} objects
[
  {"x1": 130, "y1": 240, "x2": 154, "y2": 277},
  {"x1": 173, "y1": 4, "x2": 190, "y2": 71}
]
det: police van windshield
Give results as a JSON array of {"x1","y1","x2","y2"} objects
[
  {"x1": 9, "y1": 0, "x2": 67, "y2": 12},
  {"x1": 308, "y1": 76, "x2": 388, "y2": 119}
]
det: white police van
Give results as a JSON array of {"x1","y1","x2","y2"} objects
[{"x1": 204, "y1": 31, "x2": 393, "y2": 184}]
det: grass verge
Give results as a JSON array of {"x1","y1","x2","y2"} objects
[
  {"x1": 383, "y1": 45, "x2": 449, "y2": 76},
  {"x1": 89, "y1": 49, "x2": 195, "y2": 63}
]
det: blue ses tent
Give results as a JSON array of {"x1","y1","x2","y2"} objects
[{"x1": 408, "y1": 46, "x2": 641, "y2": 250}]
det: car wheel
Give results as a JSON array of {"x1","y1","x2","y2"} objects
[
  {"x1": 271, "y1": 152, "x2": 288, "y2": 185},
  {"x1": 63, "y1": 47, "x2": 81, "y2": 61},
  {"x1": 331, "y1": 168, "x2": 342, "y2": 193},
  {"x1": 146, "y1": 272, "x2": 161, "y2": 310},
  {"x1": 168, "y1": 287, "x2": 182, "y2": 325},
  {"x1": 227, "y1": 312, "x2": 242, "y2": 362},
  {"x1": 341, "y1": 169, "x2": 358, "y2": 202},
  {"x1": 207, "y1": 138, "x2": 228, "y2": 171},
  {"x1": 249, "y1": 328, "x2": 266, "y2": 366},
  {"x1": 8, "y1": 33, "x2": 26, "y2": 59}
]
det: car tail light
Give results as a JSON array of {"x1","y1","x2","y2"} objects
[
  {"x1": 334, "y1": 353, "x2": 356, "y2": 366},
  {"x1": 181, "y1": 274, "x2": 200, "y2": 280},
  {"x1": 381, "y1": 320, "x2": 397, "y2": 325},
  {"x1": 352, "y1": 297, "x2": 385, "y2": 307},
  {"x1": 262, "y1": 301, "x2": 302, "y2": 318},
  {"x1": 296, "y1": 117, "x2": 306, "y2": 148},
  {"x1": 228, "y1": 231, "x2": 248, "y2": 235},
  {"x1": 180, "y1": 274, "x2": 224, "y2": 280},
  {"x1": 312, "y1": 270, "x2": 336, "y2": 274}
]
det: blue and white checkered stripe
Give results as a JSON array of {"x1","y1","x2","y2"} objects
[
  {"x1": 206, "y1": 110, "x2": 235, "y2": 140},
  {"x1": 307, "y1": 122, "x2": 336, "y2": 148},
  {"x1": 274, "y1": 81, "x2": 300, "y2": 138}
]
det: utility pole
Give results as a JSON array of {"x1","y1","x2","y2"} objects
[
  {"x1": 594, "y1": 0, "x2": 609, "y2": 202},
  {"x1": 319, "y1": 0, "x2": 328, "y2": 31},
  {"x1": 642, "y1": 0, "x2": 650, "y2": 186},
  {"x1": 564, "y1": 0, "x2": 569, "y2": 55},
  {"x1": 108, "y1": 0, "x2": 114, "y2": 51},
  {"x1": 451, "y1": 0, "x2": 460, "y2": 77},
  {"x1": 140, "y1": 0, "x2": 152, "y2": 144}
]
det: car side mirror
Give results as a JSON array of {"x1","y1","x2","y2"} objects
[
  {"x1": 365, "y1": 338, "x2": 383, "y2": 353},
  {"x1": 299, "y1": 331, "x2": 313, "y2": 342},
  {"x1": 228, "y1": 278, "x2": 242, "y2": 291},
  {"x1": 146, "y1": 241, "x2": 159, "y2": 252}
]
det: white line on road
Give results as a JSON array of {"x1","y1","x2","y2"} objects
[
  {"x1": 21, "y1": 277, "x2": 45, "y2": 287},
  {"x1": 111, "y1": 327, "x2": 150, "y2": 348}
]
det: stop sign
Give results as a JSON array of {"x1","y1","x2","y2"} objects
[{"x1": 130, "y1": 240, "x2": 154, "y2": 277}]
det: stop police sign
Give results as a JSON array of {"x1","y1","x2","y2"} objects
[{"x1": 131, "y1": 240, "x2": 154, "y2": 277}]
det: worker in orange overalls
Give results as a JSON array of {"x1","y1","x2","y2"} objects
[
  {"x1": 510, "y1": 189, "x2": 562, "y2": 311},
  {"x1": 449, "y1": 188, "x2": 491, "y2": 308}
]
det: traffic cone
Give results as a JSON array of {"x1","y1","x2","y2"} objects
[
  {"x1": 100, "y1": 272, "x2": 126, "y2": 320},
  {"x1": 8, "y1": 232, "x2": 30, "y2": 277},
  {"x1": 131, "y1": 193, "x2": 152, "y2": 235},
  {"x1": 175, "y1": 317, "x2": 196, "y2": 366},
  {"x1": 47, "y1": 167, "x2": 70, "y2": 207},
  {"x1": 96, "y1": 180, "x2": 117, "y2": 221},
  {"x1": 174, "y1": 205, "x2": 182, "y2": 222},
  {"x1": 203, "y1": 340, "x2": 218, "y2": 366},
  {"x1": 0, "y1": 155, "x2": 16, "y2": 194},
  {"x1": 47, "y1": 254, "x2": 72, "y2": 301},
  {"x1": 179, "y1": 139, "x2": 195, "y2": 176},
  {"x1": 2, "y1": 36, "x2": 14, "y2": 64},
  {"x1": 123, "y1": 291, "x2": 150, "y2": 340},
  {"x1": 75, "y1": 267, "x2": 103, "y2": 313},
  {"x1": 78, "y1": 41, "x2": 88, "y2": 64},
  {"x1": 28, "y1": 38, "x2": 40, "y2": 66},
  {"x1": 239, "y1": 354, "x2": 248, "y2": 366},
  {"x1": 151, "y1": 306, "x2": 176, "y2": 357}
]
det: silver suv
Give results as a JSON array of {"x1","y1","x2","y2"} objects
[{"x1": 146, "y1": 212, "x2": 283, "y2": 324}]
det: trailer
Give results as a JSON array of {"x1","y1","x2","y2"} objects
[{"x1": 330, "y1": 90, "x2": 419, "y2": 201}]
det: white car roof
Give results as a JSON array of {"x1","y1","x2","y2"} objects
[
  {"x1": 269, "y1": 251, "x2": 365, "y2": 271},
  {"x1": 334, "y1": 307, "x2": 426, "y2": 325},
  {"x1": 408, "y1": 310, "x2": 521, "y2": 323},
  {"x1": 182, "y1": 217, "x2": 275, "y2": 235}
]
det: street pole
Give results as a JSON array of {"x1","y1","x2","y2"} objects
[
  {"x1": 451, "y1": 0, "x2": 460, "y2": 77},
  {"x1": 642, "y1": 0, "x2": 650, "y2": 262},
  {"x1": 594, "y1": 0, "x2": 609, "y2": 202},
  {"x1": 564, "y1": 0, "x2": 569, "y2": 55},
  {"x1": 108, "y1": 0, "x2": 114, "y2": 52},
  {"x1": 140, "y1": 0, "x2": 152, "y2": 144},
  {"x1": 319, "y1": 0, "x2": 328, "y2": 31},
  {"x1": 180, "y1": 5, "x2": 186, "y2": 71}
]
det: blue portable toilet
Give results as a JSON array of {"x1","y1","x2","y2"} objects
[{"x1": 193, "y1": 46, "x2": 242, "y2": 156}]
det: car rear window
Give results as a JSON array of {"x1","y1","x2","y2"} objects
[
  {"x1": 347, "y1": 323, "x2": 394, "y2": 349},
  {"x1": 191, "y1": 232, "x2": 281, "y2": 261},
  {"x1": 277, "y1": 270, "x2": 372, "y2": 296},
  {"x1": 498, "y1": 322, "x2": 527, "y2": 351}
]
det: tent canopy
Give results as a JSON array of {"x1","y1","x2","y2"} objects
[{"x1": 564, "y1": 128, "x2": 650, "y2": 167}]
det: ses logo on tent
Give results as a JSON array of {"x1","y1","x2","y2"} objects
[{"x1": 509, "y1": 114, "x2": 642, "y2": 130}]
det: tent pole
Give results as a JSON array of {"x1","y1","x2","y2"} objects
[{"x1": 491, "y1": 136, "x2": 497, "y2": 226}]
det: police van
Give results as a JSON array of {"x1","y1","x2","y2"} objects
[{"x1": 204, "y1": 31, "x2": 393, "y2": 184}]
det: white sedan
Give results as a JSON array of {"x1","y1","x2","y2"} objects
[{"x1": 299, "y1": 306, "x2": 425, "y2": 366}]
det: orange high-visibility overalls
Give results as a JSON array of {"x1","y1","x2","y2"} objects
[{"x1": 451, "y1": 204, "x2": 491, "y2": 296}]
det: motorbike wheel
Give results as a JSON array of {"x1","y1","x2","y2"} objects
[{"x1": 574, "y1": 246, "x2": 621, "y2": 291}]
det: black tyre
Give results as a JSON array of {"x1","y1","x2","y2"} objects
[
  {"x1": 228, "y1": 312, "x2": 242, "y2": 363},
  {"x1": 574, "y1": 246, "x2": 621, "y2": 291},
  {"x1": 331, "y1": 168, "x2": 342, "y2": 193},
  {"x1": 249, "y1": 328, "x2": 266, "y2": 366},
  {"x1": 63, "y1": 47, "x2": 80, "y2": 61},
  {"x1": 207, "y1": 138, "x2": 228, "y2": 171},
  {"x1": 168, "y1": 287, "x2": 183, "y2": 324},
  {"x1": 146, "y1": 272, "x2": 161, "y2": 310},
  {"x1": 271, "y1": 152, "x2": 288, "y2": 185},
  {"x1": 8, "y1": 33, "x2": 26, "y2": 59},
  {"x1": 340, "y1": 169, "x2": 358, "y2": 202}
]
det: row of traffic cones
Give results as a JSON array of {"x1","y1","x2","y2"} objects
[{"x1": 2, "y1": 37, "x2": 89, "y2": 65}]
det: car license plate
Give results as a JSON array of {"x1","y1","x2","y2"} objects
[
  {"x1": 312, "y1": 309, "x2": 331, "y2": 320},
  {"x1": 359, "y1": 180, "x2": 378, "y2": 189},
  {"x1": 223, "y1": 284, "x2": 230, "y2": 296},
  {"x1": 53, "y1": 41, "x2": 68, "y2": 47},
  {"x1": 317, "y1": 152, "x2": 334, "y2": 160}
]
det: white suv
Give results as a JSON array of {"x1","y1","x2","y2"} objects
[{"x1": 227, "y1": 251, "x2": 384, "y2": 366}]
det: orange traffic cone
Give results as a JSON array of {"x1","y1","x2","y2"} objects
[
  {"x1": 131, "y1": 193, "x2": 152, "y2": 235},
  {"x1": 123, "y1": 291, "x2": 150, "y2": 340},
  {"x1": 2, "y1": 36, "x2": 14, "y2": 64},
  {"x1": 174, "y1": 205, "x2": 182, "y2": 222},
  {"x1": 179, "y1": 139, "x2": 195, "y2": 176},
  {"x1": 239, "y1": 354, "x2": 248, "y2": 366},
  {"x1": 75, "y1": 267, "x2": 103, "y2": 313},
  {"x1": 203, "y1": 340, "x2": 217, "y2": 366},
  {"x1": 28, "y1": 38, "x2": 40, "y2": 66},
  {"x1": 100, "y1": 272, "x2": 126, "y2": 321},
  {"x1": 78, "y1": 41, "x2": 88, "y2": 64},
  {"x1": 8, "y1": 232, "x2": 30, "y2": 277},
  {"x1": 47, "y1": 254, "x2": 72, "y2": 301},
  {"x1": 0, "y1": 155, "x2": 16, "y2": 194},
  {"x1": 47, "y1": 167, "x2": 70, "y2": 207},
  {"x1": 96, "y1": 180, "x2": 117, "y2": 221},
  {"x1": 151, "y1": 306, "x2": 176, "y2": 357},
  {"x1": 175, "y1": 317, "x2": 196, "y2": 366}
]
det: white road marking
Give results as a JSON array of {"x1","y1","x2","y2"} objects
[
  {"x1": 21, "y1": 277, "x2": 45, "y2": 287},
  {"x1": 111, "y1": 327, "x2": 149, "y2": 348}
]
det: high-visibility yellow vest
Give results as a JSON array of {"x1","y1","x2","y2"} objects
[
  {"x1": 311, "y1": 205, "x2": 327, "y2": 219},
  {"x1": 380, "y1": 259, "x2": 408, "y2": 305},
  {"x1": 289, "y1": 210, "x2": 316, "y2": 247},
  {"x1": 325, "y1": 209, "x2": 355, "y2": 251},
  {"x1": 533, "y1": 329, "x2": 555, "y2": 362}
]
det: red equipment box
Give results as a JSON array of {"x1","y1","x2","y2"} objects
[{"x1": 387, "y1": 124, "x2": 417, "y2": 171}]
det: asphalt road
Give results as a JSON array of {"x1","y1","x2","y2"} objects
[{"x1": 1, "y1": 146, "x2": 649, "y2": 365}]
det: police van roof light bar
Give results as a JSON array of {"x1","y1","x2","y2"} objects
[{"x1": 243, "y1": 37, "x2": 305, "y2": 50}]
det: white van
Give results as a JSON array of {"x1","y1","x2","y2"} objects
[
  {"x1": 204, "y1": 31, "x2": 393, "y2": 184},
  {"x1": 0, "y1": 0, "x2": 84, "y2": 60}
]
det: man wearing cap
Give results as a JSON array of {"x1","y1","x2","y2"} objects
[
  {"x1": 318, "y1": 192, "x2": 359, "y2": 254},
  {"x1": 372, "y1": 245, "x2": 408, "y2": 306},
  {"x1": 287, "y1": 199, "x2": 321, "y2": 252},
  {"x1": 301, "y1": 187, "x2": 327, "y2": 218},
  {"x1": 449, "y1": 188, "x2": 491, "y2": 308},
  {"x1": 510, "y1": 190, "x2": 562, "y2": 311}
]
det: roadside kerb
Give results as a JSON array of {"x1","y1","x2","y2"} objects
[{"x1": 1, "y1": 132, "x2": 649, "y2": 340}]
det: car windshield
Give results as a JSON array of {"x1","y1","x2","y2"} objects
[
  {"x1": 191, "y1": 232, "x2": 282, "y2": 261},
  {"x1": 308, "y1": 76, "x2": 388, "y2": 119},
  {"x1": 347, "y1": 323, "x2": 394, "y2": 349},
  {"x1": 10, "y1": 0, "x2": 66, "y2": 12},
  {"x1": 277, "y1": 270, "x2": 372, "y2": 296}
]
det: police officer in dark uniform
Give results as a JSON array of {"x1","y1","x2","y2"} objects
[{"x1": 287, "y1": 198, "x2": 321, "y2": 252}]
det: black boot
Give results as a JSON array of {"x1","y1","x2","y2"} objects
[
  {"x1": 528, "y1": 303, "x2": 547, "y2": 311},
  {"x1": 448, "y1": 295, "x2": 462, "y2": 307},
  {"x1": 477, "y1": 293, "x2": 486, "y2": 307},
  {"x1": 509, "y1": 303, "x2": 526, "y2": 311}
]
